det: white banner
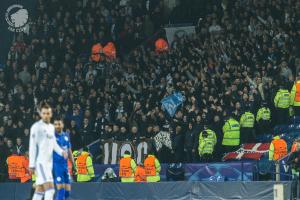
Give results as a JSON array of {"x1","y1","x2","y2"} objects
[
  {"x1": 102, "y1": 139, "x2": 152, "y2": 164},
  {"x1": 164, "y1": 26, "x2": 196, "y2": 44}
]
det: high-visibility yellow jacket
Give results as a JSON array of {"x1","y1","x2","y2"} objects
[
  {"x1": 240, "y1": 111, "x2": 255, "y2": 128},
  {"x1": 119, "y1": 154, "x2": 137, "y2": 182},
  {"x1": 75, "y1": 151, "x2": 95, "y2": 182},
  {"x1": 222, "y1": 118, "x2": 240, "y2": 146},
  {"x1": 144, "y1": 155, "x2": 161, "y2": 182},
  {"x1": 269, "y1": 136, "x2": 287, "y2": 161},
  {"x1": 274, "y1": 89, "x2": 290, "y2": 108},
  {"x1": 198, "y1": 129, "x2": 217, "y2": 155},
  {"x1": 256, "y1": 107, "x2": 271, "y2": 121}
]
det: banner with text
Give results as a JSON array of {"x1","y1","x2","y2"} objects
[{"x1": 101, "y1": 139, "x2": 152, "y2": 164}]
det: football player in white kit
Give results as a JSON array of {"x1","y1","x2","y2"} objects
[{"x1": 29, "y1": 102, "x2": 68, "y2": 200}]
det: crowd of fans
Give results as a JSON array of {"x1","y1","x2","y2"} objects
[{"x1": 0, "y1": 0, "x2": 300, "y2": 178}]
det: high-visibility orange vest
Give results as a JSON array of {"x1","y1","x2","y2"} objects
[
  {"x1": 295, "y1": 83, "x2": 300, "y2": 102},
  {"x1": 291, "y1": 143, "x2": 298, "y2": 153},
  {"x1": 91, "y1": 43, "x2": 103, "y2": 62},
  {"x1": 134, "y1": 165, "x2": 146, "y2": 182},
  {"x1": 68, "y1": 160, "x2": 73, "y2": 176},
  {"x1": 20, "y1": 156, "x2": 31, "y2": 183},
  {"x1": 155, "y1": 38, "x2": 168, "y2": 53},
  {"x1": 7, "y1": 155, "x2": 23, "y2": 180},
  {"x1": 272, "y1": 139, "x2": 287, "y2": 160},
  {"x1": 119, "y1": 157, "x2": 132, "y2": 178},
  {"x1": 76, "y1": 154, "x2": 88, "y2": 175},
  {"x1": 144, "y1": 156, "x2": 156, "y2": 176},
  {"x1": 103, "y1": 42, "x2": 116, "y2": 59}
]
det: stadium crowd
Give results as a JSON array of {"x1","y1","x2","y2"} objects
[{"x1": 1, "y1": 0, "x2": 300, "y2": 181}]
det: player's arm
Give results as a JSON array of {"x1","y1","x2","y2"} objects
[
  {"x1": 51, "y1": 132, "x2": 66, "y2": 158},
  {"x1": 29, "y1": 125, "x2": 37, "y2": 169},
  {"x1": 68, "y1": 148, "x2": 75, "y2": 166}
]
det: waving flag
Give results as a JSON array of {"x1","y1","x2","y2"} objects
[
  {"x1": 161, "y1": 92, "x2": 185, "y2": 117},
  {"x1": 223, "y1": 143, "x2": 270, "y2": 161}
]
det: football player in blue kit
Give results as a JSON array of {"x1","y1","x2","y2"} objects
[{"x1": 53, "y1": 118, "x2": 75, "y2": 200}]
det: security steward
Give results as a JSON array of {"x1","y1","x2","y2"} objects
[
  {"x1": 290, "y1": 139, "x2": 300, "y2": 178},
  {"x1": 7, "y1": 151, "x2": 22, "y2": 182},
  {"x1": 134, "y1": 163, "x2": 146, "y2": 182},
  {"x1": 287, "y1": 139, "x2": 300, "y2": 199},
  {"x1": 240, "y1": 104, "x2": 255, "y2": 144},
  {"x1": 144, "y1": 150, "x2": 161, "y2": 182},
  {"x1": 198, "y1": 128, "x2": 217, "y2": 162},
  {"x1": 119, "y1": 151, "x2": 136, "y2": 182},
  {"x1": 291, "y1": 139, "x2": 300, "y2": 153},
  {"x1": 290, "y1": 74, "x2": 300, "y2": 116},
  {"x1": 20, "y1": 151, "x2": 31, "y2": 183},
  {"x1": 256, "y1": 101, "x2": 271, "y2": 135},
  {"x1": 222, "y1": 115, "x2": 240, "y2": 153},
  {"x1": 269, "y1": 136, "x2": 287, "y2": 161},
  {"x1": 75, "y1": 148, "x2": 95, "y2": 182},
  {"x1": 274, "y1": 84, "x2": 290, "y2": 124}
]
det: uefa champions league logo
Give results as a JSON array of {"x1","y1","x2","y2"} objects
[{"x1": 5, "y1": 4, "x2": 29, "y2": 32}]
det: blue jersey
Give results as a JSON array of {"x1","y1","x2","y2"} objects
[
  {"x1": 53, "y1": 131, "x2": 71, "y2": 184},
  {"x1": 53, "y1": 131, "x2": 71, "y2": 165}
]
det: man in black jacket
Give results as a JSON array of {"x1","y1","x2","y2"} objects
[
  {"x1": 184, "y1": 122, "x2": 197, "y2": 163},
  {"x1": 172, "y1": 125, "x2": 184, "y2": 163}
]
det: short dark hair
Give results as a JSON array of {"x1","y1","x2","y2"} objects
[
  {"x1": 39, "y1": 101, "x2": 51, "y2": 110},
  {"x1": 53, "y1": 116, "x2": 64, "y2": 123}
]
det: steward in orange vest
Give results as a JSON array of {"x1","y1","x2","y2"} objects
[
  {"x1": 20, "y1": 152, "x2": 31, "y2": 183},
  {"x1": 269, "y1": 136, "x2": 287, "y2": 161},
  {"x1": 119, "y1": 151, "x2": 136, "y2": 182},
  {"x1": 7, "y1": 153, "x2": 28, "y2": 182},
  {"x1": 75, "y1": 151, "x2": 95, "y2": 182},
  {"x1": 291, "y1": 139, "x2": 300, "y2": 153},
  {"x1": 134, "y1": 164, "x2": 146, "y2": 182},
  {"x1": 290, "y1": 78, "x2": 300, "y2": 116},
  {"x1": 144, "y1": 153, "x2": 161, "y2": 182}
]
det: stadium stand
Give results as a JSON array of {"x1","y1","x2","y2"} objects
[{"x1": 1, "y1": 0, "x2": 300, "y2": 195}]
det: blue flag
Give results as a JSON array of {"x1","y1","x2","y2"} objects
[{"x1": 161, "y1": 92, "x2": 184, "y2": 117}]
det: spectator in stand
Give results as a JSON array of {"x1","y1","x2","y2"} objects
[
  {"x1": 172, "y1": 125, "x2": 184, "y2": 163},
  {"x1": 80, "y1": 118, "x2": 93, "y2": 146},
  {"x1": 14, "y1": 137, "x2": 25, "y2": 155},
  {"x1": 129, "y1": 126, "x2": 140, "y2": 142},
  {"x1": 184, "y1": 122, "x2": 197, "y2": 163},
  {"x1": 118, "y1": 125, "x2": 129, "y2": 141},
  {"x1": 112, "y1": 124, "x2": 121, "y2": 140},
  {"x1": 6, "y1": 139, "x2": 14, "y2": 154}
]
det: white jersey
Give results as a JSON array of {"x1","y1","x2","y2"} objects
[{"x1": 29, "y1": 120, "x2": 63, "y2": 168}]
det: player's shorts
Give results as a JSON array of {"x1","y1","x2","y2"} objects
[
  {"x1": 35, "y1": 162, "x2": 53, "y2": 185},
  {"x1": 53, "y1": 163, "x2": 70, "y2": 185}
]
